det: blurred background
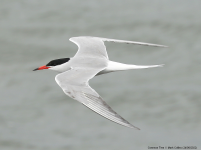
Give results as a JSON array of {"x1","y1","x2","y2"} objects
[{"x1": 0, "y1": 0, "x2": 200, "y2": 150}]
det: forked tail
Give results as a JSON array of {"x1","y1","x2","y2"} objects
[
  {"x1": 106, "y1": 61, "x2": 164, "y2": 72},
  {"x1": 130, "y1": 64, "x2": 164, "y2": 69},
  {"x1": 97, "y1": 61, "x2": 163, "y2": 75}
]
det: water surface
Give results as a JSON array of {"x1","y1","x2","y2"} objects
[{"x1": 0, "y1": 0, "x2": 201, "y2": 150}]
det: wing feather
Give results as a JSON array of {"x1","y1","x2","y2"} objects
[
  {"x1": 55, "y1": 68, "x2": 140, "y2": 129},
  {"x1": 83, "y1": 93, "x2": 140, "y2": 129},
  {"x1": 100, "y1": 37, "x2": 168, "y2": 47},
  {"x1": 69, "y1": 37, "x2": 109, "y2": 59},
  {"x1": 70, "y1": 36, "x2": 167, "y2": 50},
  {"x1": 69, "y1": 36, "x2": 167, "y2": 61}
]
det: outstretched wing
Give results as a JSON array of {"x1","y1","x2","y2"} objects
[
  {"x1": 55, "y1": 68, "x2": 140, "y2": 129},
  {"x1": 69, "y1": 37, "x2": 109, "y2": 59},
  {"x1": 69, "y1": 36, "x2": 167, "y2": 61},
  {"x1": 99, "y1": 37, "x2": 168, "y2": 47}
]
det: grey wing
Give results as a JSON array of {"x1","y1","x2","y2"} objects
[
  {"x1": 69, "y1": 37, "x2": 109, "y2": 59},
  {"x1": 55, "y1": 68, "x2": 140, "y2": 129},
  {"x1": 71, "y1": 36, "x2": 167, "y2": 48},
  {"x1": 99, "y1": 37, "x2": 168, "y2": 47},
  {"x1": 82, "y1": 92, "x2": 140, "y2": 129},
  {"x1": 69, "y1": 36, "x2": 167, "y2": 62}
]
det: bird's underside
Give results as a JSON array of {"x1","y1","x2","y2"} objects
[{"x1": 55, "y1": 36, "x2": 166, "y2": 129}]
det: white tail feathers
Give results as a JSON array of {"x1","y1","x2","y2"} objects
[
  {"x1": 132, "y1": 64, "x2": 164, "y2": 69},
  {"x1": 104, "y1": 61, "x2": 164, "y2": 73},
  {"x1": 97, "y1": 61, "x2": 164, "y2": 75}
]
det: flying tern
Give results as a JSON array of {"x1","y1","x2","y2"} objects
[{"x1": 33, "y1": 36, "x2": 167, "y2": 129}]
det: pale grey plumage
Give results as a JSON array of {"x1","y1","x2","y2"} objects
[
  {"x1": 55, "y1": 68, "x2": 140, "y2": 129},
  {"x1": 54, "y1": 36, "x2": 166, "y2": 129}
]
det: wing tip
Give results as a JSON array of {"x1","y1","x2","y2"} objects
[
  {"x1": 157, "y1": 45, "x2": 168, "y2": 48},
  {"x1": 145, "y1": 44, "x2": 168, "y2": 48},
  {"x1": 103, "y1": 38, "x2": 168, "y2": 48},
  {"x1": 152, "y1": 64, "x2": 164, "y2": 68},
  {"x1": 69, "y1": 36, "x2": 168, "y2": 48},
  {"x1": 134, "y1": 127, "x2": 141, "y2": 130},
  {"x1": 133, "y1": 125, "x2": 140, "y2": 130},
  {"x1": 127, "y1": 124, "x2": 140, "y2": 130}
]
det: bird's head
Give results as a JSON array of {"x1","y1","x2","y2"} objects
[{"x1": 33, "y1": 58, "x2": 70, "y2": 71}]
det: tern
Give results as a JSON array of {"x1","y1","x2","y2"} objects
[{"x1": 33, "y1": 36, "x2": 167, "y2": 129}]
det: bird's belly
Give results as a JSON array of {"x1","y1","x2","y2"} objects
[
  {"x1": 96, "y1": 61, "x2": 128, "y2": 76},
  {"x1": 96, "y1": 68, "x2": 113, "y2": 76}
]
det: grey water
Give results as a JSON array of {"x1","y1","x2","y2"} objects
[{"x1": 0, "y1": 0, "x2": 201, "y2": 150}]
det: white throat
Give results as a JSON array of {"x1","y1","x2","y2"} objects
[{"x1": 49, "y1": 63, "x2": 71, "y2": 72}]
